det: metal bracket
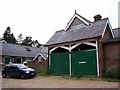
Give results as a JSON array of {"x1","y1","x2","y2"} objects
[{"x1": 78, "y1": 62, "x2": 87, "y2": 64}]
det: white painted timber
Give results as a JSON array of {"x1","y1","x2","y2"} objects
[
  {"x1": 83, "y1": 42, "x2": 96, "y2": 47},
  {"x1": 48, "y1": 53, "x2": 51, "y2": 70},
  {"x1": 69, "y1": 45, "x2": 72, "y2": 76},
  {"x1": 59, "y1": 46, "x2": 69, "y2": 51},
  {"x1": 50, "y1": 47, "x2": 58, "y2": 53},
  {"x1": 70, "y1": 43, "x2": 81, "y2": 50},
  {"x1": 96, "y1": 40, "x2": 99, "y2": 77},
  {"x1": 102, "y1": 20, "x2": 114, "y2": 38}
]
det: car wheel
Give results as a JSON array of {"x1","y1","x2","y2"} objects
[
  {"x1": 2, "y1": 73, "x2": 7, "y2": 78},
  {"x1": 20, "y1": 74, "x2": 25, "y2": 79}
]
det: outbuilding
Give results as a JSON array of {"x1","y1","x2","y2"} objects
[
  {"x1": 45, "y1": 12, "x2": 116, "y2": 77},
  {"x1": 0, "y1": 42, "x2": 48, "y2": 66}
]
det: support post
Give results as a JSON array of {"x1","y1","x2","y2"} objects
[
  {"x1": 69, "y1": 45, "x2": 72, "y2": 76},
  {"x1": 96, "y1": 40, "x2": 99, "y2": 77}
]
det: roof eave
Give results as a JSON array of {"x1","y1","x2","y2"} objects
[{"x1": 45, "y1": 36, "x2": 101, "y2": 47}]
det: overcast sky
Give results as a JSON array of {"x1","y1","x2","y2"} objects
[{"x1": 0, "y1": 0, "x2": 119, "y2": 44}]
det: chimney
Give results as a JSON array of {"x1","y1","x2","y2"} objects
[{"x1": 93, "y1": 14, "x2": 102, "y2": 21}]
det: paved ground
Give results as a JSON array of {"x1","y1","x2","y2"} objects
[{"x1": 2, "y1": 76, "x2": 119, "y2": 88}]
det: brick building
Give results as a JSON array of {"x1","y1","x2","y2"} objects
[
  {"x1": 0, "y1": 42, "x2": 48, "y2": 71},
  {"x1": 45, "y1": 12, "x2": 120, "y2": 77}
]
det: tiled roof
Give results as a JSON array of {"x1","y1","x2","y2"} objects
[
  {"x1": 38, "y1": 45, "x2": 48, "y2": 59},
  {"x1": 104, "y1": 37, "x2": 120, "y2": 43},
  {"x1": 104, "y1": 27, "x2": 120, "y2": 43},
  {"x1": 0, "y1": 42, "x2": 48, "y2": 59},
  {"x1": 46, "y1": 18, "x2": 108, "y2": 46},
  {"x1": 113, "y1": 27, "x2": 120, "y2": 38}
]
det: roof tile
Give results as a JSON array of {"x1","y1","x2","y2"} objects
[
  {"x1": 0, "y1": 43, "x2": 48, "y2": 59},
  {"x1": 46, "y1": 18, "x2": 108, "y2": 46}
]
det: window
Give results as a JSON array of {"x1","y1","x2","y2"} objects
[
  {"x1": 25, "y1": 47, "x2": 31, "y2": 51},
  {"x1": 10, "y1": 66, "x2": 18, "y2": 71}
]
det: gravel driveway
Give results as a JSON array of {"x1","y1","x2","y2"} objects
[{"x1": 2, "y1": 76, "x2": 119, "y2": 88}]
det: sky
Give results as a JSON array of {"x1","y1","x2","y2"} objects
[{"x1": 0, "y1": 0, "x2": 119, "y2": 44}]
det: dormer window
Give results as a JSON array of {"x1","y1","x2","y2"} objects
[{"x1": 25, "y1": 47, "x2": 31, "y2": 51}]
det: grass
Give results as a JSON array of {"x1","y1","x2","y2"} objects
[
  {"x1": 102, "y1": 77, "x2": 120, "y2": 82},
  {"x1": 61, "y1": 75, "x2": 97, "y2": 80},
  {"x1": 36, "y1": 72, "x2": 120, "y2": 82},
  {"x1": 36, "y1": 65, "x2": 120, "y2": 82},
  {"x1": 61, "y1": 75, "x2": 120, "y2": 82},
  {"x1": 37, "y1": 65, "x2": 49, "y2": 76}
]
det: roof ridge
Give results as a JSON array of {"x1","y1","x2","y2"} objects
[
  {"x1": 113, "y1": 27, "x2": 120, "y2": 30},
  {"x1": 67, "y1": 13, "x2": 91, "y2": 25},
  {"x1": 46, "y1": 16, "x2": 109, "y2": 46},
  {"x1": 65, "y1": 13, "x2": 92, "y2": 31},
  {"x1": 91, "y1": 18, "x2": 108, "y2": 23},
  {"x1": 1, "y1": 42, "x2": 39, "y2": 49},
  {"x1": 56, "y1": 29, "x2": 64, "y2": 33},
  {"x1": 76, "y1": 13, "x2": 92, "y2": 24}
]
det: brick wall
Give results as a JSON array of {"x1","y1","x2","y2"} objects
[
  {"x1": 97, "y1": 39, "x2": 104, "y2": 77},
  {"x1": 103, "y1": 42, "x2": 120, "y2": 74},
  {"x1": 97, "y1": 25, "x2": 113, "y2": 77},
  {"x1": 27, "y1": 59, "x2": 48, "y2": 72}
]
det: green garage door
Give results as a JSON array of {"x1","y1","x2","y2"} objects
[
  {"x1": 71, "y1": 49, "x2": 97, "y2": 76},
  {"x1": 50, "y1": 52, "x2": 69, "y2": 75}
]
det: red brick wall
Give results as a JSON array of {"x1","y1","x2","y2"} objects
[
  {"x1": 103, "y1": 42, "x2": 120, "y2": 73},
  {"x1": 27, "y1": 59, "x2": 48, "y2": 72},
  {"x1": 101, "y1": 25, "x2": 113, "y2": 42},
  {"x1": 97, "y1": 25, "x2": 113, "y2": 77},
  {"x1": 2, "y1": 56, "x2": 4, "y2": 64},
  {"x1": 97, "y1": 40, "x2": 104, "y2": 77}
]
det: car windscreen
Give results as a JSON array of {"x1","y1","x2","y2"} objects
[{"x1": 17, "y1": 64, "x2": 28, "y2": 69}]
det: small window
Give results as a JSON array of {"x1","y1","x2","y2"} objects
[
  {"x1": 25, "y1": 47, "x2": 31, "y2": 51},
  {"x1": 10, "y1": 66, "x2": 18, "y2": 70}
]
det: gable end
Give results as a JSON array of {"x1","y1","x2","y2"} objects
[
  {"x1": 102, "y1": 20, "x2": 114, "y2": 39},
  {"x1": 69, "y1": 17, "x2": 86, "y2": 28},
  {"x1": 65, "y1": 13, "x2": 91, "y2": 31}
]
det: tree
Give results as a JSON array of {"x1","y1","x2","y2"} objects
[
  {"x1": 0, "y1": 37, "x2": 2, "y2": 41},
  {"x1": 1, "y1": 27, "x2": 41, "y2": 47},
  {"x1": 17, "y1": 33, "x2": 24, "y2": 44},
  {"x1": 32, "y1": 40, "x2": 41, "y2": 48},
  {"x1": 21, "y1": 36, "x2": 41, "y2": 47},
  {"x1": 21, "y1": 36, "x2": 33, "y2": 46},
  {"x1": 2, "y1": 27, "x2": 17, "y2": 44}
]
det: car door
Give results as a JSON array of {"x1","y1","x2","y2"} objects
[
  {"x1": 3, "y1": 66, "x2": 11, "y2": 76},
  {"x1": 9, "y1": 66, "x2": 21, "y2": 77}
]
